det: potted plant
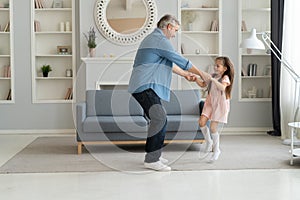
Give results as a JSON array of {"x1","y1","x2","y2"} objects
[
  {"x1": 41, "y1": 64, "x2": 52, "y2": 77},
  {"x1": 83, "y1": 26, "x2": 97, "y2": 57}
]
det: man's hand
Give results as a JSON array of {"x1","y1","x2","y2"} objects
[{"x1": 184, "y1": 72, "x2": 197, "y2": 81}]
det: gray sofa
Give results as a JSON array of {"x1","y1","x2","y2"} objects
[{"x1": 76, "y1": 89, "x2": 204, "y2": 154}]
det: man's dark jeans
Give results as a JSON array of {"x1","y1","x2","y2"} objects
[{"x1": 132, "y1": 89, "x2": 167, "y2": 163}]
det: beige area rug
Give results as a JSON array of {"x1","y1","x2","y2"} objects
[{"x1": 0, "y1": 135, "x2": 299, "y2": 173}]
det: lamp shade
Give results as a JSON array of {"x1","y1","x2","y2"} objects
[{"x1": 240, "y1": 28, "x2": 265, "y2": 50}]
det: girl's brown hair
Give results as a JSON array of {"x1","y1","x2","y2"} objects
[{"x1": 216, "y1": 56, "x2": 234, "y2": 99}]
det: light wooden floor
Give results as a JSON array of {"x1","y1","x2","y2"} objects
[{"x1": 0, "y1": 134, "x2": 300, "y2": 200}]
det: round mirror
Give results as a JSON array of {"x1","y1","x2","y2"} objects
[{"x1": 94, "y1": 0, "x2": 157, "y2": 45}]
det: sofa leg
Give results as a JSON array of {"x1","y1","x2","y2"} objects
[{"x1": 78, "y1": 142, "x2": 83, "y2": 155}]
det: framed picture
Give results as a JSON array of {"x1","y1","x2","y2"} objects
[
  {"x1": 52, "y1": 0, "x2": 63, "y2": 8},
  {"x1": 57, "y1": 46, "x2": 71, "y2": 55}
]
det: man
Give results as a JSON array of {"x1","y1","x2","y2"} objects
[{"x1": 128, "y1": 14, "x2": 207, "y2": 171}]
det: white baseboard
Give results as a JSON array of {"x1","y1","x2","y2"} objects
[
  {"x1": 0, "y1": 129, "x2": 76, "y2": 135},
  {"x1": 221, "y1": 127, "x2": 271, "y2": 135},
  {"x1": 0, "y1": 127, "x2": 271, "y2": 135}
]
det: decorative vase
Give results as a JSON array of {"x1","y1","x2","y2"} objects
[
  {"x1": 89, "y1": 48, "x2": 96, "y2": 57},
  {"x1": 43, "y1": 72, "x2": 48, "y2": 77}
]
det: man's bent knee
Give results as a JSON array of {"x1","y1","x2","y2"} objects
[{"x1": 148, "y1": 104, "x2": 167, "y2": 132}]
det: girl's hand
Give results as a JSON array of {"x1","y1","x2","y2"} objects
[{"x1": 184, "y1": 72, "x2": 197, "y2": 81}]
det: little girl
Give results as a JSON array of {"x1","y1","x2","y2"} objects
[{"x1": 196, "y1": 56, "x2": 234, "y2": 162}]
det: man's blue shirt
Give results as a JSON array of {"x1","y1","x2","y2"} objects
[{"x1": 128, "y1": 28, "x2": 192, "y2": 101}]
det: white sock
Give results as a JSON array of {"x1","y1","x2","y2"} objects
[
  {"x1": 200, "y1": 126, "x2": 212, "y2": 152},
  {"x1": 210, "y1": 132, "x2": 221, "y2": 161}
]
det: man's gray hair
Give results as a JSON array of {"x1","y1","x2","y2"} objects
[{"x1": 157, "y1": 14, "x2": 180, "y2": 29}]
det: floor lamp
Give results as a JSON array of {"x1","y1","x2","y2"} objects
[{"x1": 240, "y1": 28, "x2": 300, "y2": 145}]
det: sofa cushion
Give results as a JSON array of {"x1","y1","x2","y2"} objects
[
  {"x1": 83, "y1": 116, "x2": 148, "y2": 133},
  {"x1": 162, "y1": 90, "x2": 200, "y2": 115},
  {"x1": 86, "y1": 90, "x2": 144, "y2": 116},
  {"x1": 166, "y1": 115, "x2": 200, "y2": 132}
]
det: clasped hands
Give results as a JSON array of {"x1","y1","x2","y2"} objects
[{"x1": 184, "y1": 71, "x2": 212, "y2": 82}]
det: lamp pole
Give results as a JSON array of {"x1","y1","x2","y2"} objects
[{"x1": 261, "y1": 32, "x2": 300, "y2": 145}]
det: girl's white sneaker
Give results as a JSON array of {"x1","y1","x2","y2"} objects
[{"x1": 209, "y1": 150, "x2": 221, "y2": 162}]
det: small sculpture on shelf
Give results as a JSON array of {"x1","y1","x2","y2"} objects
[
  {"x1": 181, "y1": 11, "x2": 196, "y2": 31},
  {"x1": 83, "y1": 26, "x2": 97, "y2": 57},
  {"x1": 41, "y1": 64, "x2": 52, "y2": 77}
]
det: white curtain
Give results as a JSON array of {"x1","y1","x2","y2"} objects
[{"x1": 280, "y1": 0, "x2": 300, "y2": 139}]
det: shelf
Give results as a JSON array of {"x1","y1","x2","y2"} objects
[
  {"x1": 32, "y1": 0, "x2": 75, "y2": 103},
  {"x1": 238, "y1": 0, "x2": 271, "y2": 102},
  {"x1": 242, "y1": 8, "x2": 271, "y2": 12},
  {"x1": 35, "y1": 31, "x2": 72, "y2": 34},
  {"x1": 182, "y1": 54, "x2": 219, "y2": 57},
  {"x1": 242, "y1": 54, "x2": 270, "y2": 57},
  {"x1": 0, "y1": 0, "x2": 13, "y2": 104},
  {"x1": 36, "y1": 54, "x2": 72, "y2": 57},
  {"x1": 181, "y1": 31, "x2": 219, "y2": 34},
  {"x1": 241, "y1": 76, "x2": 271, "y2": 79},
  {"x1": 181, "y1": 8, "x2": 219, "y2": 11},
  {"x1": 179, "y1": 0, "x2": 221, "y2": 90},
  {"x1": 242, "y1": 31, "x2": 271, "y2": 34},
  {"x1": 36, "y1": 77, "x2": 73, "y2": 80},
  {"x1": 0, "y1": 100, "x2": 14, "y2": 104},
  {"x1": 239, "y1": 98, "x2": 271, "y2": 102},
  {"x1": 35, "y1": 8, "x2": 72, "y2": 11}
]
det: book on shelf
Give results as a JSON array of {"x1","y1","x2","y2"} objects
[
  {"x1": 3, "y1": 65, "x2": 11, "y2": 77},
  {"x1": 3, "y1": 21, "x2": 10, "y2": 32},
  {"x1": 247, "y1": 63, "x2": 257, "y2": 76},
  {"x1": 181, "y1": 43, "x2": 186, "y2": 54},
  {"x1": 210, "y1": 19, "x2": 218, "y2": 31},
  {"x1": 64, "y1": 88, "x2": 73, "y2": 100},
  {"x1": 241, "y1": 20, "x2": 247, "y2": 31},
  {"x1": 6, "y1": 89, "x2": 11, "y2": 100},
  {"x1": 241, "y1": 67, "x2": 247, "y2": 76},
  {"x1": 34, "y1": 20, "x2": 41, "y2": 32},
  {"x1": 35, "y1": 0, "x2": 45, "y2": 9}
]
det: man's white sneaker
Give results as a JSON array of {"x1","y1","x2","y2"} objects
[
  {"x1": 159, "y1": 157, "x2": 168, "y2": 164},
  {"x1": 144, "y1": 161, "x2": 171, "y2": 171}
]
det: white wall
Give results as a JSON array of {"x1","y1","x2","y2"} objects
[{"x1": 0, "y1": 0, "x2": 272, "y2": 133}]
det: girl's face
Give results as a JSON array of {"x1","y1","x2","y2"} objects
[{"x1": 214, "y1": 59, "x2": 227, "y2": 75}]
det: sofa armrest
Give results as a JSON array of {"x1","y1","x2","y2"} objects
[{"x1": 76, "y1": 102, "x2": 86, "y2": 136}]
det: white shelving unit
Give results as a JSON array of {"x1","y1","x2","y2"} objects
[
  {"x1": 178, "y1": 0, "x2": 222, "y2": 93},
  {"x1": 31, "y1": 0, "x2": 75, "y2": 103},
  {"x1": 238, "y1": 0, "x2": 271, "y2": 102},
  {"x1": 0, "y1": 0, "x2": 14, "y2": 103}
]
